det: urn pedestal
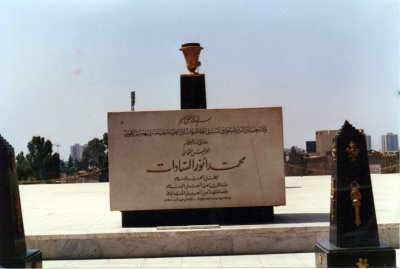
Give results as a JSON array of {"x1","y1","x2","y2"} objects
[{"x1": 180, "y1": 74, "x2": 207, "y2": 109}]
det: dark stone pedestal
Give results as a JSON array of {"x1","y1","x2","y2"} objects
[
  {"x1": 180, "y1": 74, "x2": 206, "y2": 109},
  {"x1": 315, "y1": 240, "x2": 396, "y2": 268},
  {"x1": 122, "y1": 206, "x2": 273, "y2": 227},
  {"x1": 0, "y1": 249, "x2": 42, "y2": 268}
]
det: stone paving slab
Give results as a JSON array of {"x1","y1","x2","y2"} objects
[
  {"x1": 20, "y1": 174, "x2": 399, "y2": 235},
  {"x1": 18, "y1": 174, "x2": 399, "y2": 259},
  {"x1": 43, "y1": 251, "x2": 400, "y2": 268},
  {"x1": 40, "y1": 253, "x2": 320, "y2": 268}
]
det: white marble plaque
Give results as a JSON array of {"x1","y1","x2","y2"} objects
[{"x1": 108, "y1": 107, "x2": 285, "y2": 211}]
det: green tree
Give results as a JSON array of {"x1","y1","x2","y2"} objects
[
  {"x1": 59, "y1": 159, "x2": 67, "y2": 175},
  {"x1": 67, "y1": 155, "x2": 74, "y2": 175},
  {"x1": 15, "y1": 152, "x2": 34, "y2": 181},
  {"x1": 102, "y1": 132, "x2": 109, "y2": 182},
  {"x1": 81, "y1": 138, "x2": 106, "y2": 169},
  {"x1": 26, "y1": 136, "x2": 53, "y2": 181},
  {"x1": 43, "y1": 153, "x2": 61, "y2": 180},
  {"x1": 81, "y1": 133, "x2": 108, "y2": 182},
  {"x1": 102, "y1": 132, "x2": 108, "y2": 150},
  {"x1": 74, "y1": 158, "x2": 82, "y2": 171},
  {"x1": 26, "y1": 136, "x2": 61, "y2": 181}
]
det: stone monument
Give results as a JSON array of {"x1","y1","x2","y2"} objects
[
  {"x1": 110, "y1": 107, "x2": 285, "y2": 227},
  {"x1": 314, "y1": 121, "x2": 396, "y2": 267},
  {"x1": 110, "y1": 43, "x2": 285, "y2": 227},
  {"x1": 0, "y1": 135, "x2": 42, "y2": 268}
]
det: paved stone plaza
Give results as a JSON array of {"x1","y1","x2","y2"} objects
[
  {"x1": 18, "y1": 174, "x2": 399, "y2": 267},
  {"x1": 39, "y1": 252, "x2": 340, "y2": 268},
  {"x1": 42, "y1": 250, "x2": 400, "y2": 268}
]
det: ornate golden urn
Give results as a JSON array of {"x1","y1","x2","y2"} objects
[{"x1": 180, "y1": 43, "x2": 203, "y2": 74}]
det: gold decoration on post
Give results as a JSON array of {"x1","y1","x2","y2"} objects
[
  {"x1": 350, "y1": 181, "x2": 362, "y2": 227},
  {"x1": 331, "y1": 141, "x2": 337, "y2": 161},
  {"x1": 180, "y1": 43, "x2": 203, "y2": 74},
  {"x1": 356, "y1": 258, "x2": 369, "y2": 268},
  {"x1": 330, "y1": 176, "x2": 335, "y2": 222},
  {"x1": 346, "y1": 141, "x2": 360, "y2": 161},
  {"x1": 318, "y1": 254, "x2": 323, "y2": 266}
]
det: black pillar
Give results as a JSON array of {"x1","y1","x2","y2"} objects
[
  {"x1": 0, "y1": 135, "x2": 42, "y2": 268},
  {"x1": 314, "y1": 121, "x2": 396, "y2": 267}
]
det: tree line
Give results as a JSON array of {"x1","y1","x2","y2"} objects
[{"x1": 16, "y1": 133, "x2": 108, "y2": 182}]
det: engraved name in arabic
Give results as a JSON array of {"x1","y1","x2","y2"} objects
[{"x1": 147, "y1": 157, "x2": 246, "y2": 173}]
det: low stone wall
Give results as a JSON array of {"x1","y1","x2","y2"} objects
[{"x1": 26, "y1": 223, "x2": 398, "y2": 260}]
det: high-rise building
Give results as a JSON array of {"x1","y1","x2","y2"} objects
[
  {"x1": 316, "y1": 130, "x2": 337, "y2": 155},
  {"x1": 70, "y1": 143, "x2": 85, "y2": 161},
  {"x1": 365, "y1": 135, "x2": 372, "y2": 151},
  {"x1": 381, "y1": 132, "x2": 399, "y2": 152}
]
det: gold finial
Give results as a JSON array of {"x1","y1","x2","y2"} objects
[{"x1": 180, "y1": 43, "x2": 203, "y2": 74}]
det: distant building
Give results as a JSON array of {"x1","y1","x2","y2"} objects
[
  {"x1": 365, "y1": 135, "x2": 372, "y2": 151},
  {"x1": 316, "y1": 130, "x2": 337, "y2": 155},
  {"x1": 306, "y1": 155, "x2": 332, "y2": 175},
  {"x1": 306, "y1": 141, "x2": 316, "y2": 153},
  {"x1": 381, "y1": 132, "x2": 399, "y2": 152},
  {"x1": 70, "y1": 143, "x2": 85, "y2": 161}
]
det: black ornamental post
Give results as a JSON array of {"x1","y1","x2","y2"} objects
[
  {"x1": 314, "y1": 121, "x2": 396, "y2": 268},
  {"x1": 0, "y1": 135, "x2": 42, "y2": 268}
]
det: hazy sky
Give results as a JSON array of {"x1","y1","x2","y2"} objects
[{"x1": 1, "y1": 0, "x2": 399, "y2": 160}]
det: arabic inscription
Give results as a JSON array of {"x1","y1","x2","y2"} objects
[{"x1": 146, "y1": 138, "x2": 241, "y2": 202}]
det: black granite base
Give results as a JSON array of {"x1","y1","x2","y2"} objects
[
  {"x1": 122, "y1": 206, "x2": 273, "y2": 227},
  {"x1": 315, "y1": 240, "x2": 396, "y2": 268},
  {"x1": 0, "y1": 249, "x2": 42, "y2": 268}
]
